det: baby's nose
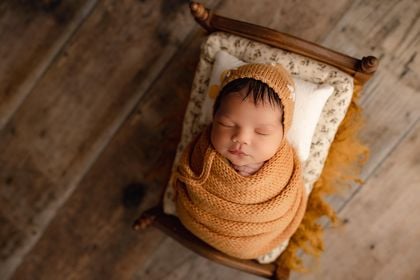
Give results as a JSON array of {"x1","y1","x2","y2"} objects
[{"x1": 232, "y1": 129, "x2": 250, "y2": 144}]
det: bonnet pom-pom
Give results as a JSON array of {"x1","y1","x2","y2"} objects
[{"x1": 287, "y1": 84, "x2": 296, "y2": 101}]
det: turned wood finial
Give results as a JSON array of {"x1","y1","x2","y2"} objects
[
  {"x1": 189, "y1": 1, "x2": 214, "y2": 31},
  {"x1": 190, "y1": 1, "x2": 209, "y2": 21},
  {"x1": 132, "y1": 214, "x2": 156, "y2": 231},
  {"x1": 360, "y1": 56, "x2": 379, "y2": 74}
]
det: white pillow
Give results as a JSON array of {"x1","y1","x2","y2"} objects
[
  {"x1": 208, "y1": 50, "x2": 334, "y2": 161},
  {"x1": 287, "y1": 80, "x2": 334, "y2": 161}
]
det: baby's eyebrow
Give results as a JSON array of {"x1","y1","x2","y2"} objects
[{"x1": 216, "y1": 114, "x2": 233, "y2": 121}]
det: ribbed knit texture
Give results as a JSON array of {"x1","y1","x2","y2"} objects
[
  {"x1": 221, "y1": 63, "x2": 295, "y2": 132},
  {"x1": 174, "y1": 127, "x2": 307, "y2": 259}
]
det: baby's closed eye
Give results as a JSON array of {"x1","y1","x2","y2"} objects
[
  {"x1": 216, "y1": 120, "x2": 235, "y2": 127},
  {"x1": 255, "y1": 129, "x2": 272, "y2": 136}
]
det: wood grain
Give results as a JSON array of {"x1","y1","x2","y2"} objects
[
  {"x1": 319, "y1": 0, "x2": 420, "y2": 217},
  {"x1": 0, "y1": 0, "x2": 217, "y2": 278},
  {"x1": 191, "y1": 2, "x2": 378, "y2": 83},
  {"x1": 0, "y1": 0, "x2": 97, "y2": 129},
  {"x1": 10, "y1": 20, "x2": 206, "y2": 280},
  {"x1": 292, "y1": 121, "x2": 420, "y2": 280},
  {"x1": 160, "y1": 243, "x2": 263, "y2": 280}
]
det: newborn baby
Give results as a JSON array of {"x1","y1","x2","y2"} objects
[
  {"x1": 211, "y1": 75, "x2": 285, "y2": 176},
  {"x1": 174, "y1": 63, "x2": 307, "y2": 260}
]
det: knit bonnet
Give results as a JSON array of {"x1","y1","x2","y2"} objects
[{"x1": 220, "y1": 63, "x2": 295, "y2": 133}]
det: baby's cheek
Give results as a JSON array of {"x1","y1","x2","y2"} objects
[
  {"x1": 260, "y1": 138, "x2": 281, "y2": 160},
  {"x1": 210, "y1": 127, "x2": 227, "y2": 153}
]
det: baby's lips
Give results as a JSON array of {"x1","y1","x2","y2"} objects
[
  {"x1": 229, "y1": 149, "x2": 247, "y2": 156},
  {"x1": 228, "y1": 144, "x2": 246, "y2": 153}
]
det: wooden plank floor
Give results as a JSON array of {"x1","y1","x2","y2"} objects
[{"x1": 1, "y1": 0, "x2": 419, "y2": 279}]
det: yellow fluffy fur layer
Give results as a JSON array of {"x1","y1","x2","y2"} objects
[{"x1": 275, "y1": 82, "x2": 369, "y2": 278}]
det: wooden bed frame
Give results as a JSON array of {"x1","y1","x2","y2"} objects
[
  {"x1": 133, "y1": 2, "x2": 379, "y2": 279},
  {"x1": 188, "y1": 2, "x2": 378, "y2": 85}
]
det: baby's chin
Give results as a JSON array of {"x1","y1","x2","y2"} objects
[{"x1": 224, "y1": 153, "x2": 254, "y2": 167}]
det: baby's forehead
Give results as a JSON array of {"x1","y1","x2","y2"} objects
[
  {"x1": 220, "y1": 92, "x2": 283, "y2": 109},
  {"x1": 217, "y1": 94, "x2": 283, "y2": 123}
]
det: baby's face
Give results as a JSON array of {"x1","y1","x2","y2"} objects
[{"x1": 210, "y1": 88, "x2": 284, "y2": 167}]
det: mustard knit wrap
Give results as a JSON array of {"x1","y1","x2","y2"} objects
[{"x1": 174, "y1": 126, "x2": 308, "y2": 259}]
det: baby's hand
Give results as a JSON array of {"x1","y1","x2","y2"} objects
[{"x1": 231, "y1": 161, "x2": 264, "y2": 176}]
